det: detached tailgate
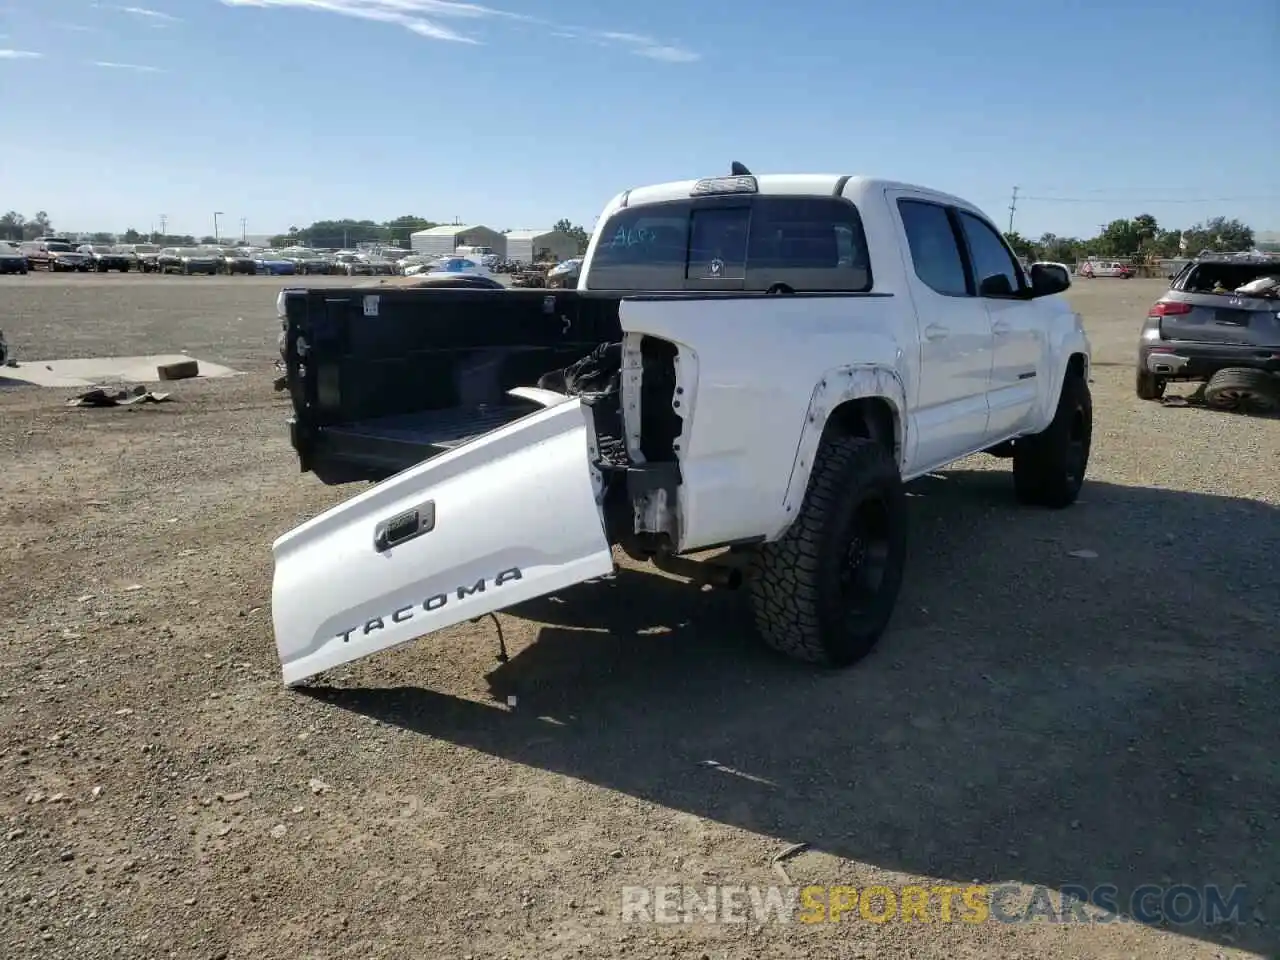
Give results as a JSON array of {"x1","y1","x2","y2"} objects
[{"x1": 271, "y1": 397, "x2": 614, "y2": 685}]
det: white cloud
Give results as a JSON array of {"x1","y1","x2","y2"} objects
[
  {"x1": 596, "y1": 30, "x2": 699, "y2": 63},
  {"x1": 92, "y1": 60, "x2": 166, "y2": 72},
  {"x1": 0, "y1": 49, "x2": 43, "y2": 60},
  {"x1": 119, "y1": 6, "x2": 181, "y2": 21},
  {"x1": 218, "y1": 1, "x2": 698, "y2": 59}
]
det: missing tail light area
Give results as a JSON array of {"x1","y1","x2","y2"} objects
[{"x1": 610, "y1": 335, "x2": 685, "y2": 552}]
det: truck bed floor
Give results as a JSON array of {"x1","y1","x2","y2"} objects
[{"x1": 322, "y1": 405, "x2": 531, "y2": 450}]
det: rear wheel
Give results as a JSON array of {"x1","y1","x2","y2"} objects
[
  {"x1": 1013, "y1": 371, "x2": 1092, "y2": 508},
  {"x1": 1136, "y1": 369, "x2": 1165, "y2": 401},
  {"x1": 749, "y1": 435, "x2": 908, "y2": 667},
  {"x1": 1203, "y1": 367, "x2": 1278, "y2": 413}
]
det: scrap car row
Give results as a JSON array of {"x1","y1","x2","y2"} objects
[{"x1": 0, "y1": 236, "x2": 468, "y2": 277}]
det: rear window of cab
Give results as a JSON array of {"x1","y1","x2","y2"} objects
[{"x1": 588, "y1": 196, "x2": 872, "y2": 293}]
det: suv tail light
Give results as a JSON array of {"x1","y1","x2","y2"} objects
[{"x1": 1149, "y1": 301, "x2": 1192, "y2": 317}]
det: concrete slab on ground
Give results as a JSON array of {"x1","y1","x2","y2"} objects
[{"x1": 0, "y1": 355, "x2": 242, "y2": 388}]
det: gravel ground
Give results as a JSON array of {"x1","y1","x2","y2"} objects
[{"x1": 1, "y1": 274, "x2": 1277, "y2": 960}]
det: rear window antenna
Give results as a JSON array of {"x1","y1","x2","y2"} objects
[{"x1": 730, "y1": 161, "x2": 752, "y2": 176}]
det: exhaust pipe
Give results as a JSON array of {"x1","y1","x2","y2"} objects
[{"x1": 651, "y1": 551, "x2": 743, "y2": 589}]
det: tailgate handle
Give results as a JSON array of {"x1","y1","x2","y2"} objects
[{"x1": 374, "y1": 501, "x2": 436, "y2": 552}]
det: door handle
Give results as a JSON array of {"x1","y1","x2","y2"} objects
[
  {"x1": 373, "y1": 501, "x2": 436, "y2": 552},
  {"x1": 924, "y1": 324, "x2": 949, "y2": 341},
  {"x1": 992, "y1": 320, "x2": 1012, "y2": 335}
]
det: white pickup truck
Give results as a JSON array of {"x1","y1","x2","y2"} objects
[{"x1": 271, "y1": 166, "x2": 1091, "y2": 685}]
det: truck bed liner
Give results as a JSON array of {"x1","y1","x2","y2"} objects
[
  {"x1": 327, "y1": 405, "x2": 531, "y2": 447},
  {"x1": 304, "y1": 404, "x2": 539, "y2": 482}
]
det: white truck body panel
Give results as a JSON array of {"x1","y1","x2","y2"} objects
[{"x1": 271, "y1": 399, "x2": 613, "y2": 685}]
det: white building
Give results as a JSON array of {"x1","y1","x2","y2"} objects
[
  {"x1": 503, "y1": 229, "x2": 581, "y2": 264},
  {"x1": 409, "y1": 224, "x2": 507, "y2": 258}
]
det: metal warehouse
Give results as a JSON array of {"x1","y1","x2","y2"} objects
[
  {"x1": 503, "y1": 229, "x2": 580, "y2": 264},
  {"x1": 409, "y1": 224, "x2": 507, "y2": 258}
]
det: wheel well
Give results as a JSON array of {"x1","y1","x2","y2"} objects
[
  {"x1": 1067, "y1": 352, "x2": 1087, "y2": 380},
  {"x1": 824, "y1": 397, "x2": 898, "y2": 459}
]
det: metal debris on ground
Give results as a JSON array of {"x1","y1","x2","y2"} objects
[{"x1": 66, "y1": 385, "x2": 173, "y2": 408}]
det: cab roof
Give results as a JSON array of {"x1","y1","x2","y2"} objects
[{"x1": 617, "y1": 174, "x2": 975, "y2": 212}]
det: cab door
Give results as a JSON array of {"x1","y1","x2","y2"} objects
[
  {"x1": 953, "y1": 209, "x2": 1046, "y2": 438},
  {"x1": 891, "y1": 194, "x2": 993, "y2": 470}
]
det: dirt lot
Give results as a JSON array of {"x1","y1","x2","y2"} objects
[{"x1": 1, "y1": 274, "x2": 1276, "y2": 960}]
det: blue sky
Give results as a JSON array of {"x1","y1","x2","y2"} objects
[{"x1": 2, "y1": 0, "x2": 1277, "y2": 240}]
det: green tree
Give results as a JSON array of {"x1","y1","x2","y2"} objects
[
  {"x1": 121, "y1": 228, "x2": 143, "y2": 243},
  {"x1": 554, "y1": 218, "x2": 591, "y2": 254},
  {"x1": 22, "y1": 211, "x2": 53, "y2": 241},
  {"x1": 1002, "y1": 231, "x2": 1037, "y2": 260},
  {"x1": 1036, "y1": 233, "x2": 1084, "y2": 263},
  {"x1": 0, "y1": 211, "x2": 25, "y2": 241},
  {"x1": 1180, "y1": 217, "x2": 1254, "y2": 254},
  {"x1": 88, "y1": 232, "x2": 117, "y2": 244},
  {"x1": 1095, "y1": 219, "x2": 1141, "y2": 257},
  {"x1": 1144, "y1": 228, "x2": 1183, "y2": 259},
  {"x1": 383, "y1": 215, "x2": 438, "y2": 246}
]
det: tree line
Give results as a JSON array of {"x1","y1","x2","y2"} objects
[
  {"x1": 1003, "y1": 215, "x2": 1263, "y2": 264},
  {"x1": 5, "y1": 207, "x2": 1264, "y2": 261}
]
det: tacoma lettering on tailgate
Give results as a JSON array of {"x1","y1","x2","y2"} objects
[{"x1": 335, "y1": 567, "x2": 524, "y2": 644}]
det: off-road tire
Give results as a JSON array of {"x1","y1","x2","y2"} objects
[
  {"x1": 1013, "y1": 371, "x2": 1092, "y2": 508},
  {"x1": 1203, "y1": 367, "x2": 1278, "y2": 413},
  {"x1": 1136, "y1": 369, "x2": 1165, "y2": 401},
  {"x1": 748, "y1": 435, "x2": 908, "y2": 667}
]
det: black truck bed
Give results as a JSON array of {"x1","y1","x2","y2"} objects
[{"x1": 282, "y1": 287, "x2": 623, "y2": 484}]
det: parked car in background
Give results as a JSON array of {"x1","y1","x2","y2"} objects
[
  {"x1": 545, "y1": 257, "x2": 583, "y2": 289},
  {"x1": 1136, "y1": 253, "x2": 1280, "y2": 411},
  {"x1": 214, "y1": 248, "x2": 257, "y2": 275},
  {"x1": 0, "y1": 241, "x2": 29, "y2": 274},
  {"x1": 1078, "y1": 260, "x2": 1133, "y2": 279},
  {"x1": 254, "y1": 252, "x2": 298, "y2": 276},
  {"x1": 280, "y1": 248, "x2": 335, "y2": 276},
  {"x1": 333, "y1": 253, "x2": 375, "y2": 276},
  {"x1": 364, "y1": 256, "x2": 398, "y2": 276},
  {"x1": 21, "y1": 239, "x2": 91, "y2": 272},
  {"x1": 119, "y1": 243, "x2": 162, "y2": 272},
  {"x1": 420, "y1": 256, "x2": 493, "y2": 279},
  {"x1": 78, "y1": 244, "x2": 133, "y2": 272},
  {"x1": 157, "y1": 247, "x2": 219, "y2": 275}
]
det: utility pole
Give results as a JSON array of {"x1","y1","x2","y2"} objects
[
  {"x1": 158, "y1": 214, "x2": 167, "y2": 239},
  {"x1": 213, "y1": 211, "x2": 224, "y2": 243},
  {"x1": 1007, "y1": 186, "x2": 1019, "y2": 233},
  {"x1": 240, "y1": 217, "x2": 247, "y2": 243}
]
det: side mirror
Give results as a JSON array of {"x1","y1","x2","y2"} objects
[
  {"x1": 978, "y1": 273, "x2": 1014, "y2": 297},
  {"x1": 1029, "y1": 262, "x2": 1071, "y2": 296}
]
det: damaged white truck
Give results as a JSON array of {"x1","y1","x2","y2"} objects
[{"x1": 271, "y1": 166, "x2": 1092, "y2": 686}]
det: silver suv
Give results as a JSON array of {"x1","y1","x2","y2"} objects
[{"x1": 1137, "y1": 253, "x2": 1280, "y2": 411}]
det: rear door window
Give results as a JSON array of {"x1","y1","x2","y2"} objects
[
  {"x1": 897, "y1": 199, "x2": 970, "y2": 296},
  {"x1": 745, "y1": 197, "x2": 872, "y2": 291}
]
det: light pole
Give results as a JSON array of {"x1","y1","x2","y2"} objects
[
  {"x1": 213, "y1": 211, "x2": 224, "y2": 243},
  {"x1": 239, "y1": 217, "x2": 247, "y2": 244},
  {"x1": 158, "y1": 214, "x2": 167, "y2": 240}
]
